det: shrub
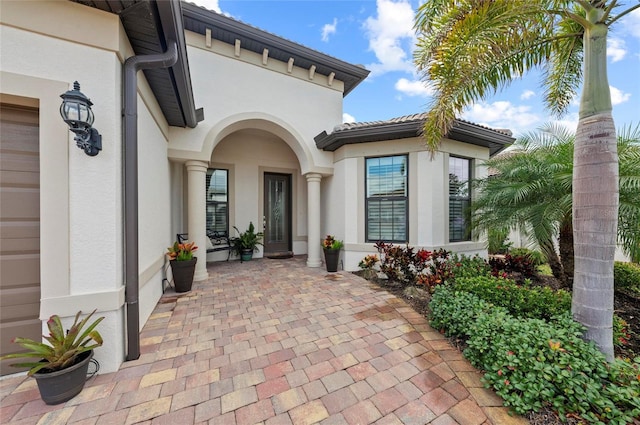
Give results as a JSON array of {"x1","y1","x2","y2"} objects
[
  {"x1": 429, "y1": 285, "x2": 507, "y2": 337},
  {"x1": 447, "y1": 254, "x2": 492, "y2": 280},
  {"x1": 430, "y1": 287, "x2": 640, "y2": 423},
  {"x1": 614, "y1": 261, "x2": 640, "y2": 290},
  {"x1": 453, "y1": 276, "x2": 571, "y2": 320},
  {"x1": 375, "y1": 242, "x2": 453, "y2": 290},
  {"x1": 466, "y1": 312, "x2": 640, "y2": 422},
  {"x1": 509, "y1": 247, "x2": 547, "y2": 266},
  {"x1": 489, "y1": 253, "x2": 538, "y2": 282},
  {"x1": 488, "y1": 228, "x2": 512, "y2": 254}
]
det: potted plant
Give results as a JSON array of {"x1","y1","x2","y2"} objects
[
  {"x1": 322, "y1": 235, "x2": 344, "y2": 272},
  {"x1": 0, "y1": 310, "x2": 104, "y2": 405},
  {"x1": 231, "y1": 222, "x2": 264, "y2": 262},
  {"x1": 167, "y1": 240, "x2": 198, "y2": 292}
]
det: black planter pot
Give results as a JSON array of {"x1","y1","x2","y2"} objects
[
  {"x1": 170, "y1": 258, "x2": 197, "y2": 292},
  {"x1": 323, "y1": 248, "x2": 341, "y2": 272},
  {"x1": 33, "y1": 350, "x2": 93, "y2": 405}
]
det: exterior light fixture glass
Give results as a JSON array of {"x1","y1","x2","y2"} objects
[{"x1": 59, "y1": 81, "x2": 102, "y2": 156}]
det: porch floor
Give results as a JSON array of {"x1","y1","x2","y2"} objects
[{"x1": 1, "y1": 256, "x2": 528, "y2": 425}]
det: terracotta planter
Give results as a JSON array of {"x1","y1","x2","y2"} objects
[
  {"x1": 33, "y1": 350, "x2": 93, "y2": 405},
  {"x1": 323, "y1": 248, "x2": 340, "y2": 272},
  {"x1": 170, "y1": 258, "x2": 197, "y2": 292}
]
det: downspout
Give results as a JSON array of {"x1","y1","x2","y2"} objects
[{"x1": 124, "y1": 41, "x2": 178, "y2": 361}]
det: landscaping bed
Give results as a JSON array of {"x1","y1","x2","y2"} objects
[{"x1": 354, "y1": 247, "x2": 640, "y2": 425}]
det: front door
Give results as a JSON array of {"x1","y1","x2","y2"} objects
[{"x1": 263, "y1": 173, "x2": 291, "y2": 256}]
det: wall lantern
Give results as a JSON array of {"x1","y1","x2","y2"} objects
[{"x1": 59, "y1": 81, "x2": 102, "y2": 156}]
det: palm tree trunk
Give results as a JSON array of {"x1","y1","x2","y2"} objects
[
  {"x1": 539, "y1": 239, "x2": 565, "y2": 285},
  {"x1": 558, "y1": 218, "x2": 574, "y2": 287},
  {"x1": 572, "y1": 20, "x2": 618, "y2": 362}
]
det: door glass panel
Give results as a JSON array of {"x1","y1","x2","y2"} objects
[{"x1": 264, "y1": 173, "x2": 291, "y2": 253}]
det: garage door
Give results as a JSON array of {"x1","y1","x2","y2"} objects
[{"x1": 0, "y1": 104, "x2": 41, "y2": 376}]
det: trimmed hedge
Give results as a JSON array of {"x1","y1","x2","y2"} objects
[{"x1": 452, "y1": 276, "x2": 571, "y2": 320}]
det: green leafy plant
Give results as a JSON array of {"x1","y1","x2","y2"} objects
[
  {"x1": 322, "y1": 235, "x2": 344, "y2": 250},
  {"x1": 231, "y1": 222, "x2": 264, "y2": 254},
  {"x1": 167, "y1": 241, "x2": 198, "y2": 261},
  {"x1": 509, "y1": 248, "x2": 547, "y2": 267},
  {"x1": 0, "y1": 310, "x2": 104, "y2": 376},
  {"x1": 358, "y1": 254, "x2": 379, "y2": 270},
  {"x1": 430, "y1": 286, "x2": 640, "y2": 422},
  {"x1": 453, "y1": 276, "x2": 571, "y2": 321},
  {"x1": 614, "y1": 261, "x2": 640, "y2": 291},
  {"x1": 487, "y1": 227, "x2": 512, "y2": 255}
]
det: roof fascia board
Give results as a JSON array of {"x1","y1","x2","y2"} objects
[
  {"x1": 315, "y1": 119, "x2": 514, "y2": 154},
  {"x1": 181, "y1": 2, "x2": 369, "y2": 95}
]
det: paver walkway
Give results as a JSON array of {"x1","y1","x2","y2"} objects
[{"x1": 1, "y1": 256, "x2": 528, "y2": 425}]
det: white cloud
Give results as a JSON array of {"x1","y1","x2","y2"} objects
[
  {"x1": 343, "y1": 113, "x2": 356, "y2": 123},
  {"x1": 520, "y1": 90, "x2": 535, "y2": 100},
  {"x1": 607, "y1": 38, "x2": 626, "y2": 62},
  {"x1": 364, "y1": 0, "x2": 416, "y2": 76},
  {"x1": 395, "y1": 78, "x2": 434, "y2": 97},
  {"x1": 462, "y1": 101, "x2": 541, "y2": 132},
  {"x1": 191, "y1": 0, "x2": 221, "y2": 13},
  {"x1": 623, "y1": 8, "x2": 640, "y2": 39},
  {"x1": 322, "y1": 18, "x2": 338, "y2": 42},
  {"x1": 610, "y1": 85, "x2": 631, "y2": 105}
]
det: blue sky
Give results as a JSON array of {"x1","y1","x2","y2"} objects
[{"x1": 192, "y1": 0, "x2": 639, "y2": 137}]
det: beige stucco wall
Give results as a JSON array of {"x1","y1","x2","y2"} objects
[
  {"x1": 0, "y1": 1, "x2": 173, "y2": 373},
  {"x1": 326, "y1": 137, "x2": 491, "y2": 271},
  {"x1": 209, "y1": 130, "x2": 308, "y2": 258},
  {"x1": 168, "y1": 30, "x2": 342, "y2": 175}
]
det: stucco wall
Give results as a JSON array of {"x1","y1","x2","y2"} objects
[
  {"x1": 209, "y1": 130, "x2": 308, "y2": 257},
  {"x1": 167, "y1": 31, "x2": 342, "y2": 175},
  {"x1": 326, "y1": 137, "x2": 491, "y2": 271},
  {"x1": 0, "y1": 1, "x2": 172, "y2": 373}
]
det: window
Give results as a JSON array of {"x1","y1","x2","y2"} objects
[
  {"x1": 366, "y1": 155, "x2": 408, "y2": 242},
  {"x1": 449, "y1": 156, "x2": 471, "y2": 242},
  {"x1": 206, "y1": 169, "x2": 228, "y2": 235}
]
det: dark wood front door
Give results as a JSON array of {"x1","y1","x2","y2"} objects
[{"x1": 263, "y1": 173, "x2": 291, "y2": 256}]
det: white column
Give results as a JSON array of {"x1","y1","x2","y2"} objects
[
  {"x1": 186, "y1": 160, "x2": 209, "y2": 281},
  {"x1": 306, "y1": 173, "x2": 322, "y2": 267}
]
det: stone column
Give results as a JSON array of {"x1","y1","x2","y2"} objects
[
  {"x1": 186, "y1": 160, "x2": 209, "y2": 281},
  {"x1": 306, "y1": 173, "x2": 322, "y2": 267}
]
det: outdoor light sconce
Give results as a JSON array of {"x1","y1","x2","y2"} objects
[{"x1": 59, "y1": 81, "x2": 102, "y2": 156}]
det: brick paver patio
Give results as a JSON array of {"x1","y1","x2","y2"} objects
[{"x1": 0, "y1": 256, "x2": 529, "y2": 424}]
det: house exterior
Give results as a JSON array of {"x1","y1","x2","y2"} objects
[{"x1": 0, "y1": 0, "x2": 513, "y2": 376}]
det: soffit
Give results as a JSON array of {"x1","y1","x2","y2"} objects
[{"x1": 71, "y1": 0, "x2": 199, "y2": 128}]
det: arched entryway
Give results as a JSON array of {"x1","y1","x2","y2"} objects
[{"x1": 176, "y1": 113, "x2": 328, "y2": 281}]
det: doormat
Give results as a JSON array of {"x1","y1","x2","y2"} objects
[{"x1": 266, "y1": 251, "x2": 294, "y2": 259}]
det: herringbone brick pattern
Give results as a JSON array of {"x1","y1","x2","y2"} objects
[{"x1": 0, "y1": 256, "x2": 528, "y2": 424}]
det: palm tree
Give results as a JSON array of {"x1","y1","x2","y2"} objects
[
  {"x1": 473, "y1": 124, "x2": 640, "y2": 288},
  {"x1": 414, "y1": 0, "x2": 639, "y2": 361}
]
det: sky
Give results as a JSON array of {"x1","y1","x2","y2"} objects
[{"x1": 191, "y1": 0, "x2": 640, "y2": 137}]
